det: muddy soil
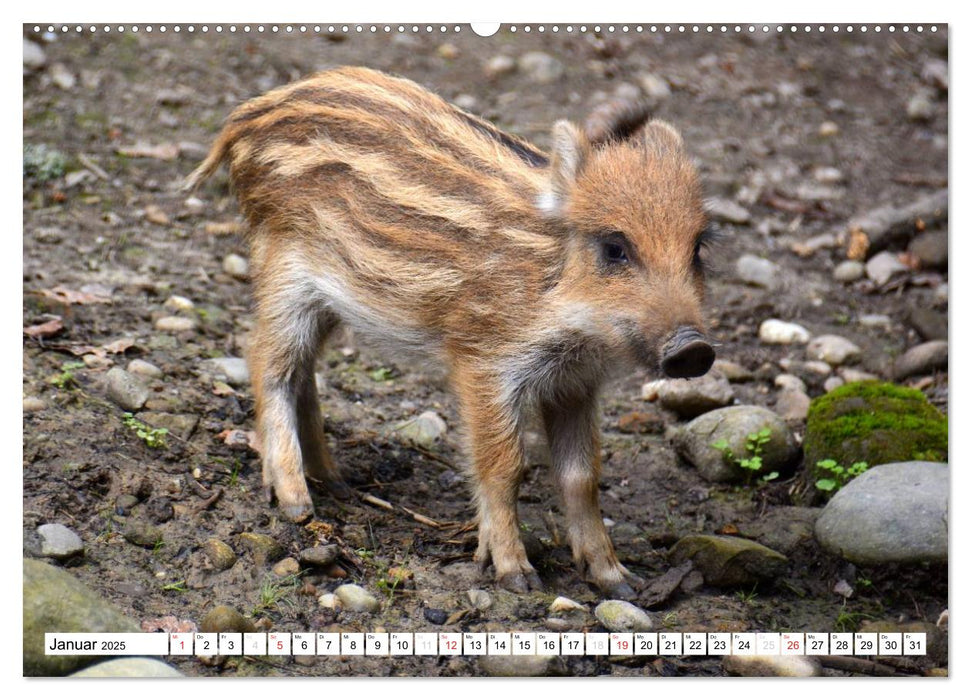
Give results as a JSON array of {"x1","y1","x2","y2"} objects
[{"x1": 23, "y1": 25, "x2": 948, "y2": 677}]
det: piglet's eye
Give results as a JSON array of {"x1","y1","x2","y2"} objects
[{"x1": 599, "y1": 233, "x2": 632, "y2": 266}]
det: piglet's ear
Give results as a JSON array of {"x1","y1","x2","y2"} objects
[{"x1": 540, "y1": 120, "x2": 592, "y2": 216}]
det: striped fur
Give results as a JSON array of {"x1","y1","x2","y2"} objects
[{"x1": 188, "y1": 67, "x2": 712, "y2": 596}]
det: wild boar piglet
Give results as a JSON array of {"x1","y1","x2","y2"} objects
[{"x1": 187, "y1": 67, "x2": 716, "y2": 597}]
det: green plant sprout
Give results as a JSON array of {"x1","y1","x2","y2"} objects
[
  {"x1": 712, "y1": 427, "x2": 776, "y2": 483},
  {"x1": 122, "y1": 413, "x2": 169, "y2": 449},
  {"x1": 815, "y1": 459, "x2": 869, "y2": 493}
]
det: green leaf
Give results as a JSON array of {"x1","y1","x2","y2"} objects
[{"x1": 815, "y1": 478, "x2": 837, "y2": 491}]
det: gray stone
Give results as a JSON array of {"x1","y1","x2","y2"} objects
[
  {"x1": 222, "y1": 253, "x2": 249, "y2": 280},
  {"x1": 815, "y1": 462, "x2": 948, "y2": 564},
  {"x1": 735, "y1": 254, "x2": 780, "y2": 289},
  {"x1": 823, "y1": 377, "x2": 845, "y2": 392},
  {"x1": 238, "y1": 532, "x2": 284, "y2": 566},
  {"x1": 921, "y1": 58, "x2": 948, "y2": 90},
  {"x1": 713, "y1": 359, "x2": 753, "y2": 382},
  {"x1": 163, "y1": 294, "x2": 195, "y2": 312},
  {"x1": 806, "y1": 335, "x2": 862, "y2": 366},
  {"x1": 906, "y1": 88, "x2": 935, "y2": 121},
  {"x1": 297, "y1": 545, "x2": 339, "y2": 568},
  {"x1": 24, "y1": 558, "x2": 140, "y2": 676},
  {"x1": 908, "y1": 308, "x2": 947, "y2": 341},
  {"x1": 480, "y1": 654, "x2": 564, "y2": 677},
  {"x1": 202, "y1": 539, "x2": 237, "y2": 571},
  {"x1": 773, "y1": 374, "x2": 806, "y2": 393},
  {"x1": 858, "y1": 314, "x2": 893, "y2": 330},
  {"x1": 908, "y1": 230, "x2": 948, "y2": 269},
  {"x1": 37, "y1": 524, "x2": 84, "y2": 560},
  {"x1": 838, "y1": 367, "x2": 879, "y2": 383},
  {"x1": 334, "y1": 583, "x2": 380, "y2": 613},
  {"x1": 517, "y1": 52, "x2": 564, "y2": 84},
  {"x1": 656, "y1": 372, "x2": 734, "y2": 419},
  {"x1": 866, "y1": 251, "x2": 909, "y2": 285},
  {"x1": 23, "y1": 396, "x2": 46, "y2": 412},
  {"x1": 105, "y1": 368, "x2": 148, "y2": 411},
  {"x1": 393, "y1": 410, "x2": 447, "y2": 447},
  {"x1": 813, "y1": 166, "x2": 844, "y2": 184},
  {"x1": 775, "y1": 389, "x2": 811, "y2": 422},
  {"x1": 833, "y1": 260, "x2": 865, "y2": 282},
  {"x1": 759, "y1": 319, "x2": 810, "y2": 345},
  {"x1": 483, "y1": 55, "x2": 516, "y2": 79},
  {"x1": 205, "y1": 356, "x2": 250, "y2": 386},
  {"x1": 23, "y1": 38, "x2": 47, "y2": 70},
  {"x1": 894, "y1": 340, "x2": 948, "y2": 380},
  {"x1": 638, "y1": 72, "x2": 671, "y2": 99},
  {"x1": 70, "y1": 658, "x2": 183, "y2": 677},
  {"x1": 594, "y1": 600, "x2": 653, "y2": 632},
  {"x1": 49, "y1": 63, "x2": 76, "y2": 89},
  {"x1": 127, "y1": 359, "x2": 163, "y2": 379},
  {"x1": 199, "y1": 605, "x2": 256, "y2": 634},
  {"x1": 724, "y1": 655, "x2": 821, "y2": 677},
  {"x1": 154, "y1": 316, "x2": 197, "y2": 332},
  {"x1": 549, "y1": 596, "x2": 586, "y2": 613},
  {"x1": 668, "y1": 535, "x2": 788, "y2": 587},
  {"x1": 673, "y1": 405, "x2": 799, "y2": 483},
  {"x1": 707, "y1": 198, "x2": 751, "y2": 224},
  {"x1": 467, "y1": 589, "x2": 493, "y2": 611},
  {"x1": 123, "y1": 520, "x2": 162, "y2": 548}
]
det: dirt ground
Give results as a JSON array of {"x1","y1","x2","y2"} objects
[{"x1": 22, "y1": 24, "x2": 948, "y2": 677}]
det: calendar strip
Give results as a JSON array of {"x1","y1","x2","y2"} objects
[{"x1": 44, "y1": 632, "x2": 927, "y2": 657}]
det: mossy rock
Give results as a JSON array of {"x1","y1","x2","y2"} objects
[{"x1": 804, "y1": 381, "x2": 947, "y2": 477}]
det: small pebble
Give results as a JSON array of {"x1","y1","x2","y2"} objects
[
  {"x1": 154, "y1": 316, "x2": 197, "y2": 332},
  {"x1": 334, "y1": 584, "x2": 380, "y2": 613},
  {"x1": 823, "y1": 376, "x2": 845, "y2": 392},
  {"x1": 818, "y1": 121, "x2": 840, "y2": 137},
  {"x1": 707, "y1": 198, "x2": 751, "y2": 225},
  {"x1": 638, "y1": 72, "x2": 671, "y2": 99},
  {"x1": 517, "y1": 51, "x2": 564, "y2": 84},
  {"x1": 549, "y1": 596, "x2": 586, "y2": 613},
  {"x1": 105, "y1": 367, "x2": 149, "y2": 411},
  {"x1": 774, "y1": 374, "x2": 807, "y2": 393},
  {"x1": 222, "y1": 254, "x2": 249, "y2": 280},
  {"x1": 23, "y1": 396, "x2": 47, "y2": 412},
  {"x1": 775, "y1": 389, "x2": 811, "y2": 421},
  {"x1": 272, "y1": 557, "x2": 301, "y2": 577},
  {"x1": 128, "y1": 359, "x2": 163, "y2": 379},
  {"x1": 735, "y1": 254, "x2": 779, "y2": 289},
  {"x1": 594, "y1": 600, "x2": 653, "y2": 632},
  {"x1": 833, "y1": 260, "x2": 865, "y2": 283},
  {"x1": 163, "y1": 295, "x2": 195, "y2": 312},
  {"x1": 866, "y1": 251, "x2": 909, "y2": 285},
  {"x1": 483, "y1": 55, "x2": 516, "y2": 79},
  {"x1": 759, "y1": 319, "x2": 811, "y2": 345},
  {"x1": 806, "y1": 335, "x2": 862, "y2": 366},
  {"x1": 37, "y1": 523, "x2": 85, "y2": 560},
  {"x1": 317, "y1": 593, "x2": 341, "y2": 610}
]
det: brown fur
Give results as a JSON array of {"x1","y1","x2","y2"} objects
[{"x1": 187, "y1": 66, "x2": 713, "y2": 596}]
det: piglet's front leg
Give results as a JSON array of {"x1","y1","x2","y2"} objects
[
  {"x1": 452, "y1": 362, "x2": 543, "y2": 593},
  {"x1": 543, "y1": 399, "x2": 639, "y2": 600}
]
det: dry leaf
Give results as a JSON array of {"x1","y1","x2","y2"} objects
[
  {"x1": 24, "y1": 317, "x2": 64, "y2": 339},
  {"x1": 40, "y1": 286, "x2": 111, "y2": 305},
  {"x1": 846, "y1": 228, "x2": 870, "y2": 260},
  {"x1": 117, "y1": 142, "x2": 180, "y2": 161}
]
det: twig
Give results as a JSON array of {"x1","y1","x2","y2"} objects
[
  {"x1": 818, "y1": 655, "x2": 906, "y2": 676},
  {"x1": 360, "y1": 492, "x2": 394, "y2": 511},
  {"x1": 78, "y1": 153, "x2": 111, "y2": 180},
  {"x1": 400, "y1": 506, "x2": 443, "y2": 528},
  {"x1": 196, "y1": 487, "x2": 224, "y2": 513}
]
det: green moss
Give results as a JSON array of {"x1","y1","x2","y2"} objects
[{"x1": 804, "y1": 381, "x2": 947, "y2": 474}]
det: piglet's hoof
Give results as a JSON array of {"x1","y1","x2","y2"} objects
[
  {"x1": 280, "y1": 502, "x2": 315, "y2": 524},
  {"x1": 498, "y1": 570, "x2": 544, "y2": 593}
]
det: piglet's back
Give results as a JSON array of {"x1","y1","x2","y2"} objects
[{"x1": 187, "y1": 67, "x2": 563, "y2": 349}]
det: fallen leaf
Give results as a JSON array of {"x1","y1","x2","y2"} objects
[
  {"x1": 39, "y1": 286, "x2": 111, "y2": 305},
  {"x1": 117, "y1": 142, "x2": 180, "y2": 161},
  {"x1": 846, "y1": 228, "x2": 870, "y2": 260},
  {"x1": 141, "y1": 616, "x2": 197, "y2": 634},
  {"x1": 24, "y1": 317, "x2": 64, "y2": 339},
  {"x1": 717, "y1": 524, "x2": 740, "y2": 535},
  {"x1": 899, "y1": 251, "x2": 922, "y2": 270}
]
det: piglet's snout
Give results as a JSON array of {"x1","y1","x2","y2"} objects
[{"x1": 660, "y1": 326, "x2": 715, "y2": 379}]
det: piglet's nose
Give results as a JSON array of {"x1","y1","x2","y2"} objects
[{"x1": 661, "y1": 326, "x2": 715, "y2": 379}]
